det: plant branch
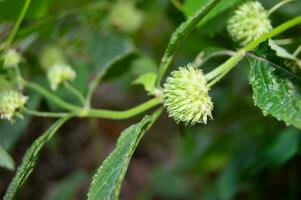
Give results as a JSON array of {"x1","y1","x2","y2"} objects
[
  {"x1": 63, "y1": 82, "x2": 85, "y2": 106},
  {"x1": 5, "y1": 0, "x2": 32, "y2": 47},
  {"x1": 22, "y1": 108, "x2": 69, "y2": 118}
]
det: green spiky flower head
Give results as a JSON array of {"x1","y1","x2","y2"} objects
[
  {"x1": 227, "y1": 1, "x2": 272, "y2": 46},
  {"x1": 47, "y1": 64, "x2": 76, "y2": 91},
  {"x1": 0, "y1": 90, "x2": 28, "y2": 121},
  {"x1": 163, "y1": 64, "x2": 213, "y2": 125}
]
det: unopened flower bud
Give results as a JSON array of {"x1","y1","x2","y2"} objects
[
  {"x1": 0, "y1": 90, "x2": 28, "y2": 121},
  {"x1": 163, "y1": 64, "x2": 213, "y2": 125},
  {"x1": 47, "y1": 64, "x2": 76, "y2": 91},
  {"x1": 227, "y1": 1, "x2": 272, "y2": 46},
  {"x1": 110, "y1": 1, "x2": 144, "y2": 33},
  {"x1": 3, "y1": 49, "x2": 21, "y2": 68}
]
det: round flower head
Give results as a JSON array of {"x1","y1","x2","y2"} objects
[
  {"x1": 47, "y1": 64, "x2": 76, "y2": 90},
  {"x1": 3, "y1": 49, "x2": 21, "y2": 68},
  {"x1": 110, "y1": 1, "x2": 144, "y2": 33},
  {"x1": 0, "y1": 90, "x2": 28, "y2": 121},
  {"x1": 163, "y1": 64, "x2": 213, "y2": 125},
  {"x1": 227, "y1": 1, "x2": 272, "y2": 46}
]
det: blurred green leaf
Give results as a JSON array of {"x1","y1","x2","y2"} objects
[
  {"x1": 184, "y1": 0, "x2": 243, "y2": 26},
  {"x1": 4, "y1": 116, "x2": 71, "y2": 200},
  {"x1": 0, "y1": 143, "x2": 15, "y2": 171},
  {"x1": 87, "y1": 109, "x2": 162, "y2": 200},
  {"x1": 133, "y1": 72, "x2": 157, "y2": 93},
  {"x1": 265, "y1": 128, "x2": 299, "y2": 166},
  {"x1": 45, "y1": 171, "x2": 89, "y2": 200},
  {"x1": 249, "y1": 43, "x2": 301, "y2": 129}
]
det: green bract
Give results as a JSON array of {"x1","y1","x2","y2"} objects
[
  {"x1": 163, "y1": 64, "x2": 213, "y2": 125},
  {"x1": 227, "y1": 1, "x2": 272, "y2": 46},
  {"x1": 47, "y1": 64, "x2": 76, "y2": 91},
  {"x1": 0, "y1": 90, "x2": 28, "y2": 121}
]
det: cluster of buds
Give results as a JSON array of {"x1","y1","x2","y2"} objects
[
  {"x1": 0, "y1": 90, "x2": 28, "y2": 121},
  {"x1": 3, "y1": 49, "x2": 21, "y2": 69},
  {"x1": 163, "y1": 64, "x2": 213, "y2": 125},
  {"x1": 227, "y1": 1, "x2": 272, "y2": 46},
  {"x1": 47, "y1": 64, "x2": 76, "y2": 91},
  {"x1": 109, "y1": 1, "x2": 144, "y2": 33}
]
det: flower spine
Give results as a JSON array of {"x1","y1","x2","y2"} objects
[
  {"x1": 47, "y1": 64, "x2": 76, "y2": 90},
  {"x1": 163, "y1": 64, "x2": 213, "y2": 125},
  {"x1": 0, "y1": 90, "x2": 28, "y2": 121},
  {"x1": 227, "y1": 1, "x2": 272, "y2": 46}
]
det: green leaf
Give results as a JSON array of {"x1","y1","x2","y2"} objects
[
  {"x1": 87, "y1": 109, "x2": 162, "y2": 200},
  {"x1": 157, "y1": 0, "x2": 221, "y2": 83},
  {"x1": 265, "y1": 127, "x2": 299, "y2": 166},
  {"x1": 45, "y1": 171, "x2": 89, "y2": 200},
  {"x1": 184, "y1": 0, "x2": 243, "y2": 25},
  {"x1": 249, "y1": 43, "x2": 301, "y2": 129},
  {"x1": 4, "y1": 116, "x2": 71, "y2": 200},
  {"x1": 133, "y1": 72, "x2": 157, "y2": 93},
  {"x1": 0, "y1": 143, "x2": 15, "y2": 171}
]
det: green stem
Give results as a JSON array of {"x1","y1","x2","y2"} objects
[
  {"x1": 80, "y1": 98, "x2": 162, "y2": 119},
  {"x1": 293, "y1": 44, "x2": 301, "y2": 57},
  {"x1": 63, "y1": 82, "x2": 85, "y2": 105},
  {"x1": 24, "y1": 81, "x2": 81, "y2": 112},
  {"x1": 268, "y1": 0, "x2": 294, "y2": 15},
  {"x1": 170, "y1": 0, "x2": 184, "y2": 11},
  {"x1": 23, "y1": 108, "x2": 69, "y2": 118},
  {"x1": 5, "y1": 0, "x2": 32, "y2": 47},
  {"x1": 206, "y1": 15, "x2": 301, "y2": 85}
]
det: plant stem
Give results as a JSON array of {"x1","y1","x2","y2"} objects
[
  {"x1": 206, "y1": 15, "x2": 301, "y2": 85},
  {"x1": 5, "y1": 0, "x2": 32, "y2": 47},
  {"x1": 293, "y1": 44, "x2": 301, "y2": 57},
  {"x1": 63, "y1": 82, "x2": 85, "y2": 105},
  {"x1": 79, "y1": 98, "x2": 162, "y2": 119},
  {"x1": 268, "y1": 0, "x2": 294, "y2": 16},
  {"x1": 22, "y1": 108, "x2": 69, "y2": 118},
  {"x1": 170, "y1": 0, "x2": 184, "y2": 11},
  {"x1": 24, "y1": 81, "x2": 81, "y2": 112}
]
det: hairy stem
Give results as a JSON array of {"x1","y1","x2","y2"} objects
[{"x1": 23, "y1": 108, "x2": 69, "y2": 118}]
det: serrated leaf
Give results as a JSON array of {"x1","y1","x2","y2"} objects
[
  {"x1": 133, "y1": 72, "x2": 157, "y2": 93},
  {"x1": 0, "y1": 143, "x2": 15, "y2": 170},
  {"x1": 4, "y1": 116, "x2": 71, "y2": 200},
  {"x1": 87, "y1": 109, "x2": 162, "y2": 200},
  {"x1": 249, "y1": 43, "x2": 301, "y2": 129}
]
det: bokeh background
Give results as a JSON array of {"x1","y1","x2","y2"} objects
[{"x1": 1, "y1": 0, "x2": 301, "y2": 199}]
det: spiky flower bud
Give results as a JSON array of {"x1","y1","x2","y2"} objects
[
  {"x1": 0, "y1": 90, "x2": 28, "y2": 121},
  {"x1": 3, "y1": 49, "x2": 21, "y2": 68},
  {"x1": 163, "y1": 64, "x2": 213, "y2": 125},
  {"x1": 110, "y1": 1, "x2": 144, "y2": 33},
  {"x1": 47, "y1": 64, "x2": 76, "y2": 91},
  {"x1": 227, "y1": 1, "x2": 272, "y2": 46}
]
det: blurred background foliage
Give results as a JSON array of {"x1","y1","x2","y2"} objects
[{"x1": 1, "y1": 0, "x2": 301, "y2": 199}]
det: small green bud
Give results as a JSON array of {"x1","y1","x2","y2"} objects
[
  {"x1": 110, "y1": 1, "x2": 144, "y2": 33},
  {"x1": 47, "y1": 64, "x2": 76, "y2": 91},
  {"x1": 163, "y1": 64, "x2": 213, "y2": 125},
  {"x1": 227, "y1": 1, "x2": 272, "y2": 46},
  {"x1": 3, "y1": 49, "x2": 21, "y2": 68},
  {"x1": 0, "y1": 90, "x2": 28, "y2": 121}
]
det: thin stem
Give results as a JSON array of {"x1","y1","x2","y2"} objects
[
  {"x1": 293, "y1": 44, "x2": 301, "y2": 57},
  {"x1": 79, "y1": 98, "x2": 162, "y2": 119},
  {"x1": 63, "y1": 82, "x2": 85, "y2": 105},
  {"x1": 22, "y1": 108, "x2": 69, "y2": 118},
  {"x1": 24, "y1": 81, "x2": 81, "y2": 112},
  {"x1": 5, "y1": 0, "x2": 32, "y2": 47},
  {"x1": 268, "y1": 0, "x2": 294, "y2": 15},
  {"x1": 195, "y1": 50, "x2": 236, "y2": 68},
  {"x1": 170, "y1": 0, "x2": 184, "y2": 11}
]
